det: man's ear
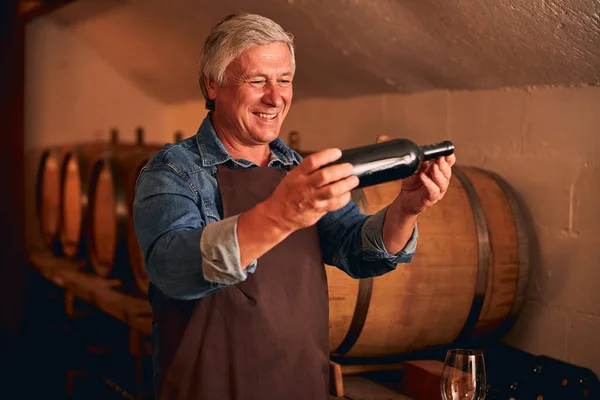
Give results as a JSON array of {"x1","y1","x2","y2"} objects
[{"x1": 204, "y1": 76, "x2": 217, "y2": 100}]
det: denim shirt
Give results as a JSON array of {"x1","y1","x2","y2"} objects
[
  {"x1": 133, "y1": 113, "x2": 418, "y2": 304},
  {"x1": 133, "y1": 113, "x2": 418, "y2": 388}
]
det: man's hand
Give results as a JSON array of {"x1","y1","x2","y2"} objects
[
  {"x1": 396, "y1": 154, "x2": 456, "y2": 215},
  {"x1": 382, "y1": 154, "x2": 456, "y2": 254},
  {"x1": 238, "y1": 148, "x2": 358, "y2": 268},
  {"x1": 265, "y1": 148, "x2": 360, "y2": 233}
]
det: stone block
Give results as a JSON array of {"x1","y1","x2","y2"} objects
[
  {"x1": 527, "y1": 231, "x2": 600, "y2": 316},
  {"x1": 525, "y1": 86, "x2": 600, "y2": 157},
  {"x1": 572, "y1": 163, "x2": 600, "y2": 237},
  {"x1": 381, "y1": 90, "x2": 449, "y2": 145},
  {"x1": 503, "y1": 300, "x2": 568, "y2": 360},
  {"x1": 282, "y1": 94, "x2": 384, "y2": 151},
  {"x1": 481, "y1": 155, "x2": 578, "y2": 234},
  {"x1": 565, "y1": 311, "x2": 600, "y2": 377},
  {"x1": 447, "y1": 89, "x2": 527, "y2": 162}
]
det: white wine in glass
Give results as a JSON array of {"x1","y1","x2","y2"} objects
[{"x1": 440, "y1": 349, "x2": 487, "y2": 400}]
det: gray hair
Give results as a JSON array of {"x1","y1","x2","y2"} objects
[{"x1": 199, "y1": 13, "x2": 296, "y2": 111}]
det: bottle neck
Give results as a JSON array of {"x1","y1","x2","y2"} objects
[{"x1": 420, "y1": 140, "x2": 454, "y2": 161}]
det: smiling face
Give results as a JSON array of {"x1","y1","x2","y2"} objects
[{"x1": 206, "y1": 42, "x2": 294, "y2": 147}]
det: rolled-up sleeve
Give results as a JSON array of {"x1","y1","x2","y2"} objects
[
  {"x1": 361, "y1": 205, "x2": 418, "y2": 263},
  {"x1": 317, "y1": 201, "x2": 418, "y2": 279},
  {"x1": 200, "y1": 214, "x2": 257, "y2": 284}
]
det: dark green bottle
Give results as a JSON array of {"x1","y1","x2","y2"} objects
[{"x1": 327, "y1": 139, "x2": 455, "y2": 189}]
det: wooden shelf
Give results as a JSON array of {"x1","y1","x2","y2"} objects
[
  {"x1": 27, "y1": 250, "x2": 152, "y2": 336},
  {"x1": 27, "y1": 250, "x2": 416, "y2": 399}
]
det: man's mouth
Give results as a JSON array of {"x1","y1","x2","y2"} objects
[{"x1": 254, "y1": 112, "x2": 278, "y2": 120}]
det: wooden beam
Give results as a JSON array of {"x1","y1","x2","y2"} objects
[
  {"x1": 18, "y1": 0, "x2": 76, "y2": 22},
  {"x1": 0, "y1": 0, "x2": 25, "y2": 390}
]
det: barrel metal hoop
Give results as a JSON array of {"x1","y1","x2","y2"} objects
[
  {"x1": 453, "y1": 166, "x2": 491, "y2": 341},
  {"x1": 62, "y1": 147, "x2": 95, "y2": 259},
  {"x1": 36, "y1": 150, "x2": 52, "y2": 236},
  {"x1": 86, "y1": 158, "x2": 105, "y2": 273},
  {"x1": 36, "y1": 149, "x2": 65, "y2": 255},
  {"x1": 110, "y1": 156, "x2": 134, "y2": 281},
  {"x1": 478, "y1": 167, "x2": 530, "y2": 335},
  {"x1": 107, "y1": 157, "x2": 131, "y2": 244},
  {"x1": 333, "y1": 277, "x2": 374, "y2": 355}
]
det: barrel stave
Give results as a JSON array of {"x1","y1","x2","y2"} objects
[
  {"x1": 86, "y1": 147, "x2": 160, "y2": 287},
  {"x1": 36, "y1": 146, "x2": 68, "y2": 255}
]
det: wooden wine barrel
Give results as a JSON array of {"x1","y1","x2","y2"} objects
[
  {"x1": 88, "y1": 131, "x2": 187, "y2": 292},
  {"x1": 327, "y1": 165, "x2": 530, "y2": 358},
  {"x1": 58, "y1": 129, "x2": 152, "y2": 260},
  {"x1": 86, "y1": 147, "x2": 161, "y2": 289},
  {"x1": 126, "y1": 153, "x2": 157, "y2": 295},
  {"x1": 37, "y1": 133, "x2": 121, "y2": 256},
  {"x1": 36, "y1": 145, "x2": 69, "y2": 255},
  {"x1": 59, "y1": 143, "x2": 121, "y2": 259}
]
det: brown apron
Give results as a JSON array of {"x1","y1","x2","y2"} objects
[{"x1": 155, "y1": 165, "x2": 330, "y2": 400}]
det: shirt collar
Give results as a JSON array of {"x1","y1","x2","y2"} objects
[{"x1": 195, "y1": 112, "x2": 299, "y2": 168}]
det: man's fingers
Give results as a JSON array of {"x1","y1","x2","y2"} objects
[
  {"x1": 324, "y1": 192, "x2": 353, "y2": 212},
  {"x1": 420, "y1": 172, "x2": 441, "y2": 202},
  {"x1": 315, "y1": 175, "x2": 359, "y2": 200},
  {"x1": 298, "y1": 148, "x2": 343, "y2": 174},
  {"x1": 310, "y1": 162, "x2": 354, "y2": 188},
  {"x1": 437, "y1": 158, "x2": 452, "y2": 180},
  {"x1": 430, "y1": 163, "x2": 448, "y2": 193},
  {"x1": 445, "y1": 153, "x2": 457, "y2": 168},
  {"x1": 417, "y1": 160, "x2": 433, "y2": 175}
]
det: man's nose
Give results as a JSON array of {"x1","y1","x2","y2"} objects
[{"x1": 262, "y1": 83, "x2": 284, "y2": 107}]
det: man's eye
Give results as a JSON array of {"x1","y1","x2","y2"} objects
[{"x1": 250, "y1": 80, "x2": 266, "y2": 86}]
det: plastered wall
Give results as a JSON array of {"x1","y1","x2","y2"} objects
[
  {"x1": 24, "y1": 17, "x2": 168, "y2": 250},
  {"x1": 293, "y1": 86, "x2": 600, "y2": 375},
  {"x1": 25, "y1": 18, "x2": 167, "y2": 149},
  {"x1": 167, "y1": 86, "x2": 600, "y2": 375}
]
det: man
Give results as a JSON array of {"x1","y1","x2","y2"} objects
[{"x1": 133, "y1": 12, "x2": 456, "y2": 400}]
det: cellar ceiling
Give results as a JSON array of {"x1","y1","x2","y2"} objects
[{"x1": 49, "y1": 0, "x2": 600, "y2": 103}]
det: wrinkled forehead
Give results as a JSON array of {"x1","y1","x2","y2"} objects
[{"x1": 227, "y1": 42, "x2": 295, "y2": 77}]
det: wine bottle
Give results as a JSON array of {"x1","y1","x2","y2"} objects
[
  {"x1": 326, "y1": 139, "x2": 455, "y2": 189},
  {"x1": 535, "y1": 355, "x2": 600, "y2": 400}
]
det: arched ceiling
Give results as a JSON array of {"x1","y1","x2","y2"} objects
[{"x1": 50, "y1": 0, "x2": 600, "y2": 103}]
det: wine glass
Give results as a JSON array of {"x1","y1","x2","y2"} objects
[{"x1": 440, "y1": 349, "x2": 487, "y2": 400}]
